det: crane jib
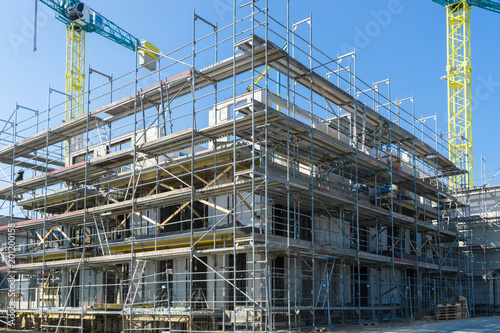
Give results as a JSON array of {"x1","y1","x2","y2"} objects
[
  {"x1": 37, "y1": 0, "x2": 159, "y2": 69},
  {"x1": 432, "y1": 0, "x2": 500, "y2": 14},
  {"x1": 39, "y1": 0, "x2": 149, "y2": 53}
]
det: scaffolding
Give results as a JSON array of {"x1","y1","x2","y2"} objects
[
  {"x1": 463, "y1": 164, "x2": 500, "y2": 315},
  {"x1": 0, "y1": 2, "x2": 472, "y2": 332}
]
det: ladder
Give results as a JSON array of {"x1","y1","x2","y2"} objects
[
  {"x1": 0, "y1": 252, "x2": 7, "y2": 266},
  {"x1": 315, "y1": 259, "x2": 335, "y2": 308},
  {"x1": 94, "y1": 117, "x2": 110, "y2": 148},
  {"x1": 93, "y1": 213, "x2": 111, "y2": 256},
  {"x1": 125, "y1": 260, "x2": 147, "y2": 306},
  {"x1": 39, "y1": 272, "x2": 60, "y2": 305},
  {"x1": 41, "y1": 253, "x2": 84, "y2": 333}
]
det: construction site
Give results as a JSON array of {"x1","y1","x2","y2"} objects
[
  {"x1": 465, "y1": 169, "x2": 500, "y2": 315},
  {"x1": 0, "y1": 0, "x2": 498, "y2": 332}
]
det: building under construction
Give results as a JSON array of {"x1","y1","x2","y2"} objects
[
  {"x1": 465, "y1": 178, "x2": 500, "y2": 315},
  {"x1": 0, "y1": 3, "x2": 473, "y2": 332}
]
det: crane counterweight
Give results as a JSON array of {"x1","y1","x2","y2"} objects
[{"x1": 67, "y1": 3, "x2": 90, "y2": 26}]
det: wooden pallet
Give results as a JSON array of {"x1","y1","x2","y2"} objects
[
  {"x1": 436, "y1": 301, "x2": 464, "y2": 320},
  {"x1": 436, "y1": 304, "x2": 448, "y2": 320},
  {"x1": 459, "y1": 296, "x2": 470, "y2": 318}
]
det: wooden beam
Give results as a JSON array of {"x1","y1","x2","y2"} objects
[
  {"x1": 164, "y1": 154, "x2": 208, "y2": 185},
  {"x1": 34, "y1": 228, "x2": 55, "y2": 251},
  {"x1": 106, "y1": 195, "x2": 157, "y2": 226},
  {"x1": 418, "y1": 235, "x2": 430, "y2": 252},
  {"x1": 105, "y1": 194, "x2": 119, "y2": 204},
  {"x1": 107, "y1": 212, "x2": 133, "y2": 239},
  {"x1": 146, "y1": 184, "x2": 158, "y2": 197},
  {"x1": 381, "y1": 286, "x2": 397, "y2": 296},
  {"x1": 197, "y1": 199, "x2": 232, "y2": 215},
  {"x1": 429, "y1": 236, "x2": 440, "y2": 257},
  {"x1": 53, "y1": 226, "x2": 76, "y2": 247},
  {"x1": 34, "y1": 230, "x2": 44, "y2": 243},
  {"x1": 134, "y1": 211, "x2": 158, "y2": 226},
  {"x1": 43, "y1": 270, "x2": 51, "y2": 289},
  {"x1": 84, "y1": 228, "x2": 96, "y2": 244},
  {"x1": 19, "y1": 208, "x2": 29, "y2": 219},
  {"x1": 371, "y1": 226, "x2": 389, "y2": 240},
  {"x1": 107, "y1": 187, "x2": 162, "y2": 227},
  {"x1": 393, "y1": 229, "x2": 404, "y2": 248},
  {"x1": 224, "y1": 174, "x2": 260, "y2": 218},
  {"x1": 159, "y1": 202, "x2": 190, "y2": 227},
  {"x1": 64, "y1": 202, "x2": 75, "y2": 214},
  {"x1": 205, "y1": 165, "x2": 233, "y2": 188},
  {"x1": 402, "y1": 229, "x2": 418, "y2": 253},
  {"x1": 158, "y1": 165, "x2": 233, "y2": 228},
  {"x1": 186, "y1": 204, "x2": 204, "y2": 221},
  {"x1": 159, "y1": 183, "x2": 175, "y2": 191}
]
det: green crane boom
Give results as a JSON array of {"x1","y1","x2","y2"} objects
[{"x1": 39, "y1": 0, "x2": 142, "y2": 51}]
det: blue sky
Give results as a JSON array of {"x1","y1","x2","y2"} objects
[{"x1": 1, "y1": 0, "x2": 500, "y2": 184}]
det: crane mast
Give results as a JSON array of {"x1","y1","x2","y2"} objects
[
  {"x1": 447, "y1": 0, "x2": 473, "y2": 188},
  {"x1": 65, "y1": 24, "x2": 85, "y2": 153}
]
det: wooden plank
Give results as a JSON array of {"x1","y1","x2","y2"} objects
[
  {"x1": 107, "y1": 212, "x2": 133, "y2": 239},
  {"x1": 64, "y1": 202, "x2": 75, "y2": 214},
  {"x1": 224, "y1": 174, "x2": 259, "y2": 218},
  {"x1": 159, "y1": 202, "x2": 190, "y2": 226},
  {"x1": 164, "y1": 154, "x2": 207, "y2": 185},
  {"x1": 197, "y1": 199, "x2": 232, "y2": 215},
  {"x1": 135, "y1": 211, "x2": 158, "y2": 226},
  {"x1": 158, "y1": 164, "x2": 233, "y2": 227},
  {"x1": 402, "y1": 229, "x2": 418, "y2": 253},
  {"x1": 53, "y1": 226, "x2": 76, "y2": 247},
  {"x1": 159, "y1": 183, "x2": 175, "y2": 191},
  {"x1": 186, "y1": 204, "x2": 204, "y2": 221},
  {"x1": 34, "y1": 228, "x2": 56, "y2": 251}
]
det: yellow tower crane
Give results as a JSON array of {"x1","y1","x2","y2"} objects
[
  {"x1": 433, "y1": 0, "x2": 500, "y2": 188},
  {"x1": 37, "y1": 1, "x2": 159, "y2": 154}
]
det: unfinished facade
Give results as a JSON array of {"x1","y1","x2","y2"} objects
[
  {"x1": 464, "y1": 183, "x2": 500, "y2": 315},
  {"x1": 0, "y1": 3, "x2": 472, "y2": 332}
]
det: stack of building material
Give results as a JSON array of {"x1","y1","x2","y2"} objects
[
  {"x1": 459, "y1": 296, "x2": 470, "y2": 318},
  {"x1": 436, "y1": 304, "x2": 447, "y2": 320},
  {"x1": 436, "y1": 300, "x2": 463, "y2": 320}
]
